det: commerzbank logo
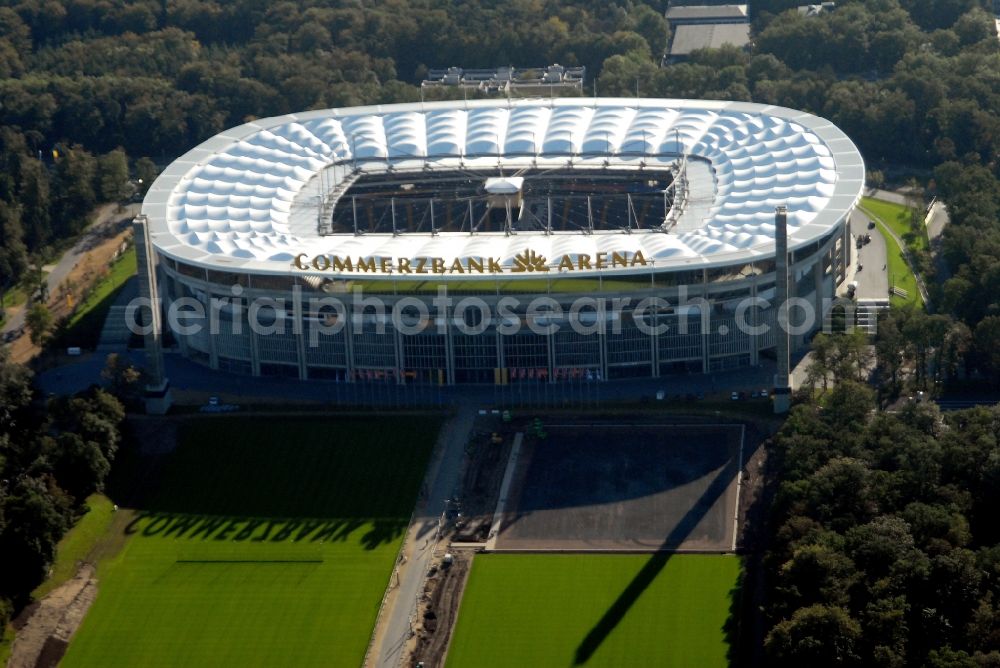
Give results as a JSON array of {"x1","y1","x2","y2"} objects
[
  {"x1": 292, "y1": 249, "x2": 648, "y2": 274},
  {"x1": 511, "y1": 249, "x2": 549, "y2": 273}
]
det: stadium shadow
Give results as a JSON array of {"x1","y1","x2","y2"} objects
[
  {"x1": 572, "y1": 458, "x2": 738, "y2": 665},
  {"x1": 510, "y1": 426, "x2": 736, "y2": 514}
]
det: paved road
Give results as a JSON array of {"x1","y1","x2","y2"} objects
[
  {"x1": 370, "y1": 406, "x2": 477, "y2": 668},
  {"x1": 36, "y1": 347, "x2": 787, "y2": 407},
  {"x1": 864, "y1": 187, "x2": 915, "y2": 207},
  {"x1": 857, "y1": 198, "x2": 930, "y2": 304},
  {"x1": 2, "y1": 203, "x2": 139, "y2": 337},
  {"x1": 848, "y1": 209, "x2": 888, "y2": 301}
]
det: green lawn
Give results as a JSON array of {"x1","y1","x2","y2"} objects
[
  {"x1": 447, "y1": 554, "x2": 742, "y2": 668},
  {"x1": 52, "y1": 247, "x2": 136, "y2": 349},
  {"x1": 62, "y1": 416, "x2": 440, "y2": 668},
  {"x1": 32, "y1": 494, "x2": 116, "y2": 599},
  {"x1": 860, "y1": 197, "x2": 928, "y2": 254},
  {"x1": 0, "y1": 275, "x2": 45, "y2": 329},
  {"x1": 65, "y1": 246, "x2": 137, "y2": 332}
]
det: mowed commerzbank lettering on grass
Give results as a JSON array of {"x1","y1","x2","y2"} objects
[
  {"x1": 62, "y1": 416, "x2": 440, "y2": 668},
  {"x1": 123, "y1": 512, "x2": 376, "y2": 545}
]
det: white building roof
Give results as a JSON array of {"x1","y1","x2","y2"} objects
[{"x1": 144, "y1": 97, "x2": 864, "y2": 278}]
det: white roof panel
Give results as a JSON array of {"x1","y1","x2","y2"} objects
[{"x1": 145, "y1": 97, "x2": 864, "y2": 277}]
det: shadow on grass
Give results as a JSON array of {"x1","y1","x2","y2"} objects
[
  {"x1": 50, "y1": 280, "x2": 130, "y2": 350},
  {"x1": 121, "y1": 512, "x2": 407, "y2": 549},
  {"x1": 104, "y1": 417, "x2": 439, "y2": 551},
  {"x1": 572, "y1": 458, "x2": 739, "y2": 665},
  {"x1": 724, "y1": 562, "x2": 745, "y2": 667}
]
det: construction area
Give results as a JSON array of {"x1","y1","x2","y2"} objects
[{"x1": 401, "y1": 413, "x2": 766, "y2": 668}]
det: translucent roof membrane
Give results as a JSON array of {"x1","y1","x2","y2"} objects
[{"x1": 145, "y1": 98, "x2": 864, "y2": 276}]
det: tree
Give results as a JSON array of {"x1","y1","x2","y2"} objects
[
  {"x1": 0, "y1": 346, "x2": 32, "y2": 438},
  {"x1": 53, "y1": 388, "x2": 125, "y2": 460},
  {"x1": 17, "y1": 156, "x2": 52, "y2": 250},
  {"x1": 875, "y1": 311, "x2": 907, "y2": 393},
  {"x1": 52, "y1": 145, "x2": 97, "y2": 236},
  {"x1": 135, "y1": 157, "x2": 158, "y2": 195},
  {"x1": 0, "y1": 200, "x2": 28, "y2": 301},
  {"x1": 47, "y1": 433, "x2": 110, "y2": 503},
  {"x1": 803, "y1": 457, "x2": 877, "y2": 531},
  {"x1": 25, "y1": 302, "x2": 53, "y2": 346},
  {"x1": 845, "y1": 516, "x2": 926, "y2": 583},
  {"x1": 96, "y1": 148, "x2": 129, "y2": 202},
  {"x1": 806, "y1": 332, "x2": 836, "y2": 391},
  {"x1": 0, "y1": 476, "x2": 72, "y2": 597},
  {"x1": 974, "y1": 316, "x2": 1000, "y2": 385},
  {"x1": 101, "y1": 352, "x2": 143, "y2": 407},
  {"x1": 833, "y1": 328, "x2": 873, "y2": 383},
  {"x1": 777, "y1": 543, "x2": 859, "y2": 610},
  {"x1": 766, "y1": 604, "x2": 863, "y2": 667},
  {"x1": 823, "y1": 380, "x2": 875, "y2": 429}
]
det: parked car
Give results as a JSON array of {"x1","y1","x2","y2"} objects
[{"x1": 731, "y1": 391, "x2": 740, "y2": 401}]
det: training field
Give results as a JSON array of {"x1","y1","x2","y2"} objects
[
  {"x1": 498, "y1": 423, "x2": 743, "y2": 551},
  {"x1": 62, "y1": 416, "x2": 439, "y2": 668},
  {"x1": 447, "y1": 553, "x2": 741, "y2": 667}
]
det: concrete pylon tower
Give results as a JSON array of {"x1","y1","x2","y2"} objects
[
  {"x1": 773, "y1": 206, "x2": 792, "y2": 414},
  {"x1": 133, "y1": 214, "x2": 173, "y2": 414}
]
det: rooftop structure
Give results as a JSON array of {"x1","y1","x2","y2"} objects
[
  {"x1": 421, "y1": 65, "x2": 585, "y2": 94},
  {"x1": 668, "y1": 23, "x2": 752, "y2": 57},
  {"x1": 143, "y1": 98, "x2": 862, "y2": 385},
  {"x1": 664, "y1": 4, "x2": 749, "y2": 24},
  {"x1": 144, "y1": 98, "x2": 863, "y2": 280}
]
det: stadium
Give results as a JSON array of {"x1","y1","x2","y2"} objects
[{"x1": 141, "y1": 97, "x2": 864, "y2": 384}]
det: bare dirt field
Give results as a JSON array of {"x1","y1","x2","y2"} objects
[
  {"x1": 496, "y1": 421, "x2": 745, "y2": 552},
  {"x1": 8, "y1": 565, "x2": 98, "y2": 668}
]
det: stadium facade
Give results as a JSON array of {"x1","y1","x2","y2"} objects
[{"x1": 142, "y1": 97, "x2": 864, "y2": 385}]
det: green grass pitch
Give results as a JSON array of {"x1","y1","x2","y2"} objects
[
  {"x1": 447, "y1": 554, "x2": 741, "y2": 668},
  {"x1": 62, "y1": 416, "x2": 440, "y2": 668}
]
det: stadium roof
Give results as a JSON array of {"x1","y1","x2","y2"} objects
[{"x1": 144, "y1": 98, "x2": 864, "y2": 278}]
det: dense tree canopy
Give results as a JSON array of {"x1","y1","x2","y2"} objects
[
  {"x1": 764, "y1": 384, "x2": 1000, "y2": 665},
  {"x1": 0, "y1": 348, "x2": 124, "y2": 621}
]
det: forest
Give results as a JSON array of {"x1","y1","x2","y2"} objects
[{"x1": 3, "y1": 0, "x2": 1000, "y2": 663}]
